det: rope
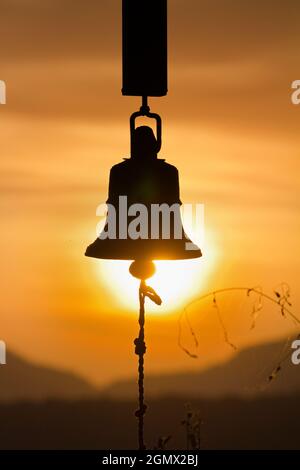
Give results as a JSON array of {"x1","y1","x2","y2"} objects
[
  {"x1": 134, "y1": 280, "x2": 147, "y2": 450},
  {"x1": 134, "y1": 279, "x2": 162, "y2": 450}
]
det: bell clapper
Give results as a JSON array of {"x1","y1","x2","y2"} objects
[
  {"x1": 130, "y1": 260, "x2": 162, "y2": 450},
  {"x1": 129, "y1": 260, "x2": 155, "y2": 280}
]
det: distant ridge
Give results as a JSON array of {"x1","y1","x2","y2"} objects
[
  {"x1": 0, "y1": 351, "x2": 98, "y2": 402},
  {"x1": 102, "y1": 339, "x2": 300, "y2": 399},
  {"x1": 1, "y1": 339, "x2": 298, "y2": 403}
]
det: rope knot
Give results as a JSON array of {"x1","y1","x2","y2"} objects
[
  {"x1": 135, "y1": 404, "x2": 147, "y2": 417},
  {"x1": 134, "y1": 337, "x2": 146, "y2": 355}
]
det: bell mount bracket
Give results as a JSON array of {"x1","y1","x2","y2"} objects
[{"x1": 130, "y1": 96, "x2": 162, "y2": 156}]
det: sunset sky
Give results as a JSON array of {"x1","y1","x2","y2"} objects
[{"x1": 1, "y1": 0, "x2": 300, "y2": 386}]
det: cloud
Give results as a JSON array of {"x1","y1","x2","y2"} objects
[
  {"x1": 1, "y1": 1, "x2": 299, "y2": 386},
  {"x1": 0, "y1": 0, "x2": 298, "y2": 140},
  {"x1": 2, "y1": 0, "x2": 299, "y2": 63}
]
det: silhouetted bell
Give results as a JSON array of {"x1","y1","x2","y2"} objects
[{"x1": 85, "y1": 124, "x2": 202, "y2": 261}]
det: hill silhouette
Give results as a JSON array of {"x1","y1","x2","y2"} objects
[
  {"x1": 0, "y1": 341, "x2": 299, "y2": 449},
  {"x1": 102, "y1": 339, "x2": 299, "y2": 399},
  {"x1": 1, "y1": 338, "x2": 298, "y2": 403},
  {"x1": 0, "y1": 351, "x2": 97, "y2": 402}
]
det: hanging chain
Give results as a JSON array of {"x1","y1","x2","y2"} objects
[{"x1": 134, "y1": 279, "x2": 162, "y2": 451}]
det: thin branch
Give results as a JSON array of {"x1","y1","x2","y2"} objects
[
  {"x1": 185, "y1": 287, "x2": 300, "y2": 326},
  {"x1": 179, "y1": 286, "x2": 300, "y2": 360},
  {"x1": 178, "y1": 309, "x2": 198, "y2": 359},
  {"x1": 267, "y1": 333, "x2": 300, "y2": 384},
  {"x1": 249, "y1": 286, "x2": 263, "y2": 330},
  {"x1": 213, "y1": 293, "x2": 237, "y2": 351}
]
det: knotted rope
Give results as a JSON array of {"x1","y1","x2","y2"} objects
[{"x1": 134, "y1": 280, "x2": 162, "y2": 450}]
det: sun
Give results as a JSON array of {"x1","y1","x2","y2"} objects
[{"x1": 96, "y1": 236, "x2": 217, "y2": 315}]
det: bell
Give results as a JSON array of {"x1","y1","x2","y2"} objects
[{"x1": 85, "y1": 122, "x2": 202, "y2": 262}]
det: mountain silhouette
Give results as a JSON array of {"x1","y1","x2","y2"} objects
[
  {"x1": 0, "y1": 351, "x2": 97, "y2": 402},
  {"x1": 1, "y1": 338, "x2": 298, "y2": 403},
  {"x1": 102, "y1": 338, "x2": 299, "y2": 399}
]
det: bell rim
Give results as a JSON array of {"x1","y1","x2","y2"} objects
[{"x1": 85, "y1": 238, "x2": 202, "y2": 261}]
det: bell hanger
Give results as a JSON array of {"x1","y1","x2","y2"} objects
[{"x1": 130, "y1": 96, "x2": 162, "y2": 156}]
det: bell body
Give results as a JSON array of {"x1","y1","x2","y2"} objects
[{"x1": 85, "y1": 156, "x2": 202, "y2": 261}]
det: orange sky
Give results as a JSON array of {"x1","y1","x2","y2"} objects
[{"x1": 1, "y1": 0, "x2": 300, "y2": 386}]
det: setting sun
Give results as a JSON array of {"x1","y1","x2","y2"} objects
[
  {"x1": 1, "y1": 0, "x2": 300, "y2": 454},
  {"x1": 96, "y1": 237, "x2": 218, "y2": 314}
]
